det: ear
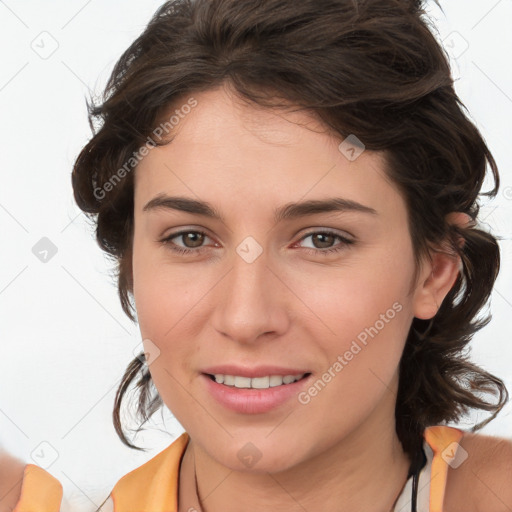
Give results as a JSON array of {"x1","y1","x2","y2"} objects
[{"x1": 412, "y1": 212, "x2": 471, "y2": 320}]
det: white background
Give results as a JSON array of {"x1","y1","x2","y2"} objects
[{"x1": 1, "y1": 1, "x2": 511, "y2": 510}]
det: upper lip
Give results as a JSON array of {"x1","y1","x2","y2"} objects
[{"x1": 202, "y1": 365, "x2": 311, "y2": 378}]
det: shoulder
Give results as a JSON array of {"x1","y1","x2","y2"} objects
[
  {"x1": 444, "y1": 431, "x2": 512, "y2": 512},
  {"x1": 0, "y1": 451, "x2": 25, "y2": 512}
]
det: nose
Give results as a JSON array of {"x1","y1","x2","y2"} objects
[{"x1": 211, "y1": 242, "x2": 290, "y2": 345}]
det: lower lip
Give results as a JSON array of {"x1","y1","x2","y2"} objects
[{"x1": 202, "y1": 374, "x2": 311, "y2": 414}]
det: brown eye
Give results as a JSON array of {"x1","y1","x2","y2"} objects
[
  {"x1": 160, "y1": 230, "x2": 213, "y2": 255},
  {"x1": 297, "y1": 230, "x2": 355, "y2": 256},
  {"x1": 180, "y1": 231, "x2": 205, "y2": 248},
  {"x1": 311, "y1": 233, "x2": 336, "y2": 249}
]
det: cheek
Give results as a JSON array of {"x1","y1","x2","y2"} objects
[
  {"x1": 291, "y1": 247, "x2": 416, "y2": 408},
  {"x1": 132, "y1": 242, "x2": 181, "y2": 368},
  {"x1": 133, "y1": 270, "x2": 195, "y2": 365},
  {"x1": 292, "y1": 267, "x2": 414, "y2": 444},
  {"x1": 132, "y1": 256, "x2": 200, "y2": 419},
  {"x1": 133, "y1": 237, "x2": 198, "y2": 339},
  {"x1": 132, "y1": 242, "x2": 214, "y2": 399},
  {"x1": 291, "y1": 246, "x2": 414, "y2": 347}
]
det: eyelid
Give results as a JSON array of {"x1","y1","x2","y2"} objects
[
  {"x1": 295, "y1": 226, "x2": 355, "y2": 241},
  {"x1": 160, "y1": 225, "x2": 215, "y2": 240}
]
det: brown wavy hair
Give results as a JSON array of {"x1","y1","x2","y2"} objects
[{"x1": 71, "y1": 0, "x2": 508, "y2": 462}]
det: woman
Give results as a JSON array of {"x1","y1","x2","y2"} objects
[{"x1": 15, "y1": 0, "x2": 512, "y2": 511}]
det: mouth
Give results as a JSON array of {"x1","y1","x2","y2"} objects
[
  {"x1": 203, "y1": 372, "x2": 311, "y2": 389},
  {"x1": 201, "y1": 370, "x2": 313, "y2": 414}
]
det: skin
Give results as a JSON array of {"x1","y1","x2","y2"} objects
[
  {"x1": 444, "y1": 433, "x2": 512, "y2": 512},
  {"x1": 129, "y1": 83, "x2": 470, "y2": 512},
  {"x1": 0, "y1": 452, "x2": 25, "y2": 512}
]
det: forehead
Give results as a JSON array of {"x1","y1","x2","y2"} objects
[{"x1": 134, "y1": 86, "x2": 403, "y2": 221}]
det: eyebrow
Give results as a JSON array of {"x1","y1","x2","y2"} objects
[{"x1": 143, "y1": 194, "x2": 377, "y2": 223}]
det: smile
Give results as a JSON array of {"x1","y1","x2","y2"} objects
[
  {"x1": 202, "y1": 372, "x2": 312, "y2": 414},
  {"x1": 208, "y1": 373, "x2": 308, "y2": 389}
]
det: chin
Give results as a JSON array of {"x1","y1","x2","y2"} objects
[
  {"x1": 225, "y1": 450, "x2": 302, "y2": 474},
  {"x1": 195, "y1": 432, "x2": 307, "y2": 474}
]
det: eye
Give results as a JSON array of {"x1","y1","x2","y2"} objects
[
  {"x1": 159, "y1": 228, "x2": 354, "y2": 257},
  {"x1": 296, "y1": 230, "x2": 355, "y2": 256},
  {"x1": 159, "y1": 230, "x2": 215, "y2": 255}
]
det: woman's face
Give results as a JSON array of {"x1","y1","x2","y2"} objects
[{"x1": 132, "y1": 85, "x2": 434, "y2": 472}]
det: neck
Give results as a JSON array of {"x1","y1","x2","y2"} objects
[{"x1": 178, "y1": 376, "x2": 413, "y2": 512}]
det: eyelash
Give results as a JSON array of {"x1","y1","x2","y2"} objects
[{"x1": 159, "y1": 229, "x2": 355, "y2": 256}]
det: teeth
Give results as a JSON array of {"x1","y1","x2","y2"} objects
[
  {"x1": 269, "y1": 375, "x2": 283, "y2": 387},
  {"x1": 234, "y1": 376, "x2": 251, "y2": 388},
  {"x1": 213, "y1": 373, "x2": 305, "y2": 389},
  {"x1": 251, "y1": 376, "x2": 269, "y2": 389}
]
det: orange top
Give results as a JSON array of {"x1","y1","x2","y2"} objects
[
  {"x1": 423, "y1": 425, "x2": 465, "y2": 512},
  {"x1": 12, "y1": 464, "x2": 62, "y2": 512},
  {"x1": 110, "y1": 425, "x2": 464, "y2": 512},
  {"x1": 12, "y1": 425, "x2": 464, "y2": 512}
]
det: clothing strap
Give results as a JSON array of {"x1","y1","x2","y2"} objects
[{"x1": 424, "y1": 425, "x2": 464, "y2": 512}]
